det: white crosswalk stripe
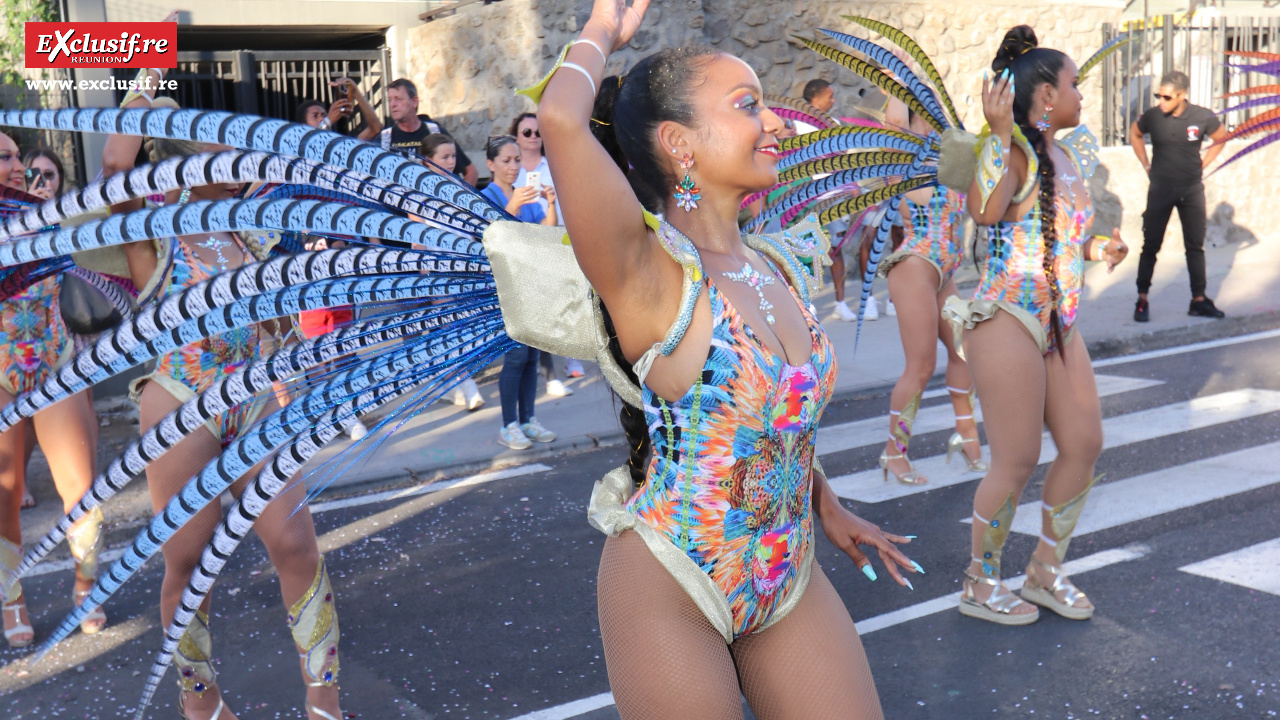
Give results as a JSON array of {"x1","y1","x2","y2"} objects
[
  {"x1": 839, "y1": 388, "x2": 1280, "y2": 503},
  {"x1": 975, "y1": 439, "x2": 1280, "y2": 538},
  {"x1": 1179, "y1": 538, "x2": 1280, "y2": 597},
  {"x1": 815, "y1": 374, "x2": 1164, "y2": 458}
]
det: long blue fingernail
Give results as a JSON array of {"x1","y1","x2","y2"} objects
[
  {"x1": 862, "y1": 565, "x2": 878, "y2": 582},
  {"x1": 904, "y1": 578, "x2": 915, "y2": 591},
  {"x1": 904, "y1": 535, "x2": 918, "y2": 540},
  {"x1": 983, "y1": 71, "x2": 989, "y2": 81},
  {"x1": 911, "y1": 561, "x2": 926, "y2": 574}
]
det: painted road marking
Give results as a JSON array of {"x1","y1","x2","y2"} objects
[
  {"x1": 816, "y1": 374, "x2": 1164, "y2": 458},
  {"x1": 1179, "y1": 538, "x2": 1280, "y2": 597},
  {"x1": 838, "y1": 389, "x2": 1280, "y2": 503}
]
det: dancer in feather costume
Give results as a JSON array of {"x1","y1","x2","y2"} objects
[{"x1": 0, "y1": 133, "x2": 107, "y2": 653}]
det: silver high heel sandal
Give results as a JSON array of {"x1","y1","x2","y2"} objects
[
  {"x1": 946, "y1": 386, "x2": 988, "y2": 472},
  {"x1": 946, "y1": 431, "x2": 989, "y2": 472},
  {"x1": 883, "y1": 391, "x2": 928, "y2": 485}
]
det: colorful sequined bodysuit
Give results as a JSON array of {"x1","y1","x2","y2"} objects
[
  {"x1": 0, "y1": 277, "x2": 71, "y2": 395},
  {"x1": 893, "y1": 187, "x2": 967, "y2": 285},
  {"x1": 152, "y1": 236, "x2": 263, "y2": 445},
  {"x1": 628, "y1": 273, "x2": 838, "y2": 639},
  {"x1": 974, "y1": 194, "x2": 1091, "y2": 354}
]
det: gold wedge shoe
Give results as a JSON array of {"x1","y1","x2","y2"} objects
[
  {"x1": 1020, "y1": 558, "x2": 1094, "y2": 620},
  {"x1": 960, "y1": 571, "x2": 1040, "y2": 625}
]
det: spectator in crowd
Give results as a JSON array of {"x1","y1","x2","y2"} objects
[
  {"x1": 420, "y1": 133, "x2": 458, "y2": 173},
  {"x1": 480, "y1": 136, "x2": 557, "y2": 450},
  {"x1": 419, "y1": 133, "x2": 487, "y2": 410},
  {"x1": 295, "y1": 77, "x2": 383, "y2": 142},
  {"x1": 803, "y1": 77, "x2": 836, "y2": 113},
  {"x1": 22, "y1": 148, "x2": 69, "y2": 197},
  {"x1": 509, "y1": 112, "x2": 583, "y2": 386},
  {"x1": 1130, "y1": 70, "x2": 1230, "y2": 322},
  {"x1": 382, "y1": 78, "x2": 477, "y2": 184},
  {"x1": 15, "y1": 147, "x2": 74, "y2": 510}
]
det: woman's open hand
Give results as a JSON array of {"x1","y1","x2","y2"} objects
[
  {"x1": 819, "y1": 501, "x2": 921, "y2": 589},
  {"x1": 982, "y1": 69, "x2": 1015, "y2": 138},
  {"x1": 1104, "y1": 226, "x2": 1128, "y2": 273},
  {"x1": 587, "y1": 0, "x2": 651, "y2": 52}
]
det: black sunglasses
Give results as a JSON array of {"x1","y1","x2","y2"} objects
[
  {"x1": 1154, "y1": 93, "x2": 1177, "y2": 101},
  {"x1": 520, "y1": 128, "x2": 541, "y2": 138}
]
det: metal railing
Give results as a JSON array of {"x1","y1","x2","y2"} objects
[
  {"x1": 111, "y1": 48, "x2": 392, "y2": 128},
  {"x1": 1101, "y1": 13, "x2": 1280, "y2": 145}
]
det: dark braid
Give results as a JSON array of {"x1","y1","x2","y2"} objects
[
  {"x1": 599, "y1": 306, "x2": 651, "y2": 486},
  {"x1": 993, "y1": 26, "x2": 1071, "y2": 358},
  {"x1": 1025, "y1": 126, "x2": 1066, "y2": 358}
]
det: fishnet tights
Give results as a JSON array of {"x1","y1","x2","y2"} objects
[{"x1": 598, "y1": 531, "x2": 884, "y2": 720}]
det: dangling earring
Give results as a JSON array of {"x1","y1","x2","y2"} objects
[
  {"x1": 673, "y1": 152, "x2": 702, "y2": 212},
  {"x1": 1036, "y1": 104, "x2": 1053, "y2": 132}
]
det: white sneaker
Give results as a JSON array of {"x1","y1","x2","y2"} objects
[
  {"x1": 461, "y1": 378, "x2": 485, "y2": 411},
  {"x1": 521, "y1": 417, "x2": 557, "y2": 443},
  {"x1": 450, "y1": 385, "x2": 468, "y2": 407},
  {"x1": 886, "y1": 299, "x2": 897, "y2": 317},
  {"x1": 546, "y1": 379, "x2": 573, "y2": 397},
  {"x1": 498, "y1": 422, "x2": 532, "y2": 450},
  {"x1": 862, "y1": 295, "x2": 880, "y2": 321},
  {"x1": 346, "y1": 420, "x2": 368, "y2": 440},
  {"x1": 565, "y1": 359, "x2": 586, "y2": 378},
  {"x1": 832, "y1": 300, "x2": 857, "y2": 322}
]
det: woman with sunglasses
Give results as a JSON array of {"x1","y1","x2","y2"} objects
[{"x1": 509, "y1": 113, "x2": 586, "y2": 387}]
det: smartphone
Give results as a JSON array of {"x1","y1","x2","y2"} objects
[
  {"x1": 525, "y1": 171, "x2": 541, "y2": 189},
  {"x1": 25, "y1": 167, "x2": 46, "y2": 194}
]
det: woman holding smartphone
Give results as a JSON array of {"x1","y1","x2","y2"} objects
[
  {"x1": 0, "y1": 132, "x2": 106, "y2": 649},
  {"x1": 510, "y1": 112, "x2": 586, "y2": 386}
]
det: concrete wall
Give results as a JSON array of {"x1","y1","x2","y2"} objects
[
  {"x1": 1090, "y1": 141, "x2": 1279, "y2": 250},
  {"x1": 405, "y1": 0, "x2": 1126, "y2": 163}
]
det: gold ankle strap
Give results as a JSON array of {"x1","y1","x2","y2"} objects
[{"x1": 0, "y1": 538, "x2": 23, "y2": 605}]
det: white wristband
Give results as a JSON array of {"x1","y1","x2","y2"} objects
[
  {"x1": 561, "y1": 62, "x2": 599, "y2": 96},
  {"x1": 573, "y1": 38, "x2": 609, "y2": 66}
]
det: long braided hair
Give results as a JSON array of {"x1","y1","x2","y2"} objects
[
  {"x1": 992, "y1": 26, "x2": 1071, "y2": 358},
  {"x1": 588, "y1": 47, "x2": 720, "y2": 486}
]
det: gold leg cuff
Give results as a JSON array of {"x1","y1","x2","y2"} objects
[
  {"x1": 976, "y1": 494, "x2": 1016, "y2": 578},
  {"x1": 0, "y1": 537, "x2": 22, "y2": 604},
  {"x1": 288, "y1": 557, "x2": 340, "y2": 687},
  {"x1": 175, "y1": 610, "x2": 217, "y2": 696},
  {"x1": 68, "y1": 507, "x2": 105, "y2": 581},
  {"x1": 1043, "y1": 475, "x2": 1102, "y2": 562}
]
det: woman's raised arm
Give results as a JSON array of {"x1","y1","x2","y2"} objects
[{"x1": 539, "y1": 0, "x2": 661, "y2": 310}]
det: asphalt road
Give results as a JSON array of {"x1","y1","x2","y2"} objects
[{"x1": 3, "y1": 332, "x2": 1280, "y2": 720}]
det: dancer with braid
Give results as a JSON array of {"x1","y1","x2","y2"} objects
[
  {"x1": 0, "y1": 131, "x2": 106, "y2": 649},
  {"x1": 537, "y1": 1, "x2": 920, "y2": 717},
  {"x1": 944, "y1": 27, "x2": 1129, "y2": 625},
  {"x1": 101, "y1": 73, "x2": 341, "y2": 720},
  {"x1": 878, "y1": 98, "x2": 986, "y2": 486}
]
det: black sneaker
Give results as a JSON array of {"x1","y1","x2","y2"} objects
[
  {"x1": 1134, "y1": 298, "x2": 1149, "y2": 322},
  {"x1": 1188, "y1": 297, "x2": 1226, "y2": 319}
]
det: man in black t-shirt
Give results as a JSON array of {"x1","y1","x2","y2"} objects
[
  {"x1": 381, "y1": 78, "x2": 478, "y2": 185},
  {"x1": 1129, "y1": 71, "x2": 1230, "y2": 322}
]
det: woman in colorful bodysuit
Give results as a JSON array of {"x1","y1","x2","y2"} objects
[
  {"x1": 943, "y1": 27, "x2": 1128, "y2": 625},
  {"x1": 878, "y1": 99, "x2": 987, "y2": 486},
  {"x1": 102, "y1": 81, "x2": 342, "y2": 720},
  {"x1": 0, "y1": 132, "x2": 106, "y2": 649},
  {"x1": 539, "y1": 2, "x2": 920, "y2": 717}
]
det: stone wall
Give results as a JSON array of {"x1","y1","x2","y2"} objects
[{"x1": 405, "y1": 0, "x2": 1126, "y2": 163}]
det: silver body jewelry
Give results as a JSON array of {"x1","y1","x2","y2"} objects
[{"x1": 722, "y1": 262, "x2": 777, "y2": 325}]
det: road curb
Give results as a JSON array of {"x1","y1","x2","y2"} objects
[{"x1": 314, "y1": 310, "x2": 1280, "y2": 501}]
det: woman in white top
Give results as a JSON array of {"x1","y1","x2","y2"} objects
[{"x1": 510, "y1": 112, "x2": 586, "y2": 383}]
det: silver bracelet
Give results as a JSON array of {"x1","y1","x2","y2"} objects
[
  {"x1": 561, "y1": 62, "x2": 599, "y2": 96},
  {"x1": 573, "y1": 38, "x2": 609, "y2": 65}
]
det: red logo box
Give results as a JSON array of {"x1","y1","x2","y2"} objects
[{"x1": 25, "y1": 22, "x2": 177, "y2": 69}]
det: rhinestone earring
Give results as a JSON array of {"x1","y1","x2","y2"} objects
[
  {"x1": 1036, "y1": 104, "x2": 1053, "y2": 132},
  {"x1": 673, "y1": 152, "x2": 701, "y2": 212}
]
